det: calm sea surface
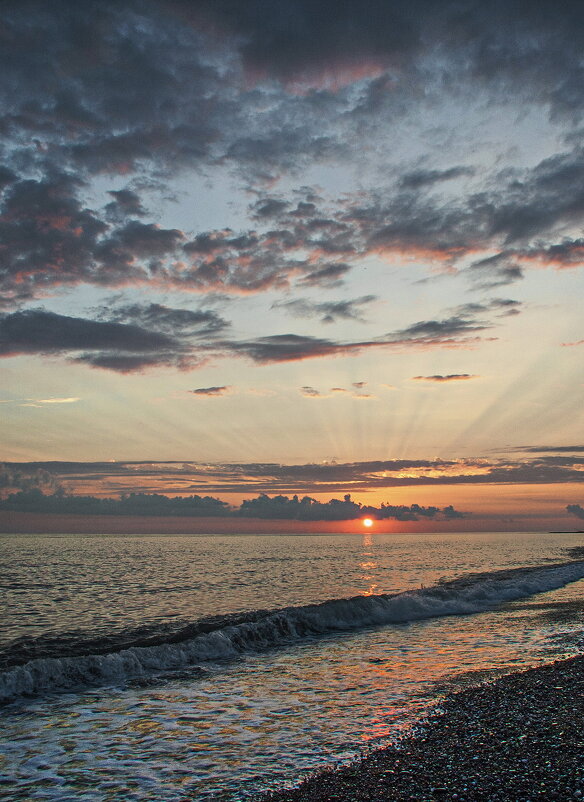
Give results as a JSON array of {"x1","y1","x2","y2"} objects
[{"x1": 2, "y1": 531, "x2": 584, "y2": 800}]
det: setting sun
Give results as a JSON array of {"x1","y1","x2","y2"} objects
[{"x1": 362, "y1": 518, "x2": 374, "y2": 528}]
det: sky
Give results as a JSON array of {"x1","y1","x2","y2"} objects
[{"x1": 0, "y1": 0, "x2": 582, "y2": 529}]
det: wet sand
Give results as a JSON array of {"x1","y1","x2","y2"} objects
[{"x1": 260, "y1": 654, "x2": 584, "y2": 801}]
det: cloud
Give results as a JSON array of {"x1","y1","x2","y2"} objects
[
  {"x1": 5, "y1": 455, "x2": 583, "y2": 498},
  {"x1": 300, "y1": 386, "x2": 322, "y2": 398},
  {"x1": 468, "y1": 254, "x2": 524, "y2": 289},
  {"x1": 237, "y1": 494, "x2": 462, "y2": 521},
  {"x1": 399, "y1": 166, "x2": 475, "y2": 190},
  {"x1": 0, "y1": 485, "x2": 463, "y2": 522},
  {"x1": 412, "y1": 374, "x2": 479, "y2": 382},
  {"x1": 173, "y1": 0, "x2": 584, "y2": 126},
  {"x1": 219, "y1": 303, "x2": 500, "y2": 368},
  {"x1": 391, "y1": 316, "x2": 489, "y2": 341},
  {"x1": 0, "y1": 309, "x2": 179, "y2": 357},
  {"x1": 191, "y1": 386, "x2": 232, "y2": 397},
  {"x1": 3, "y1": 137, "x2": 580, "y2": 307},
  {"x1": 567, "y1": 504, "x2": 584, "y2": 520},
  {"x1": 225, "y1": 333, "x2": 358, "y2": 363},
  {"x1": 0, "y1": 307, "x2": 213, "y2": 373},
  {"x1": 1, "y1": 0, "x2": 583, "y2": 386},
  {"x1": 515, "y1": 445, "x2": 584, "y2": 453},
  {"x1": 75, "y1": 352, "x2": 203, "y2": 373},
  {"x1": 561, "y1": 339, "x2": 584, "y2": 347},
  {"x1": 0, "y1": 463, "x2": 61, "y2": 494},
  {"x1": 105, "y1": 188, "x2": 146, "y2": 219},
  {"x1": 0, "y1": 300, "x2": 500, "y2": 374},
  {"x1": 272, "y1": 295, "x2": 376, "y2": 323},
  {"x1": 297, "y1": 263, "x2": 352, "y2": 288},
  {"x1": 0, "y1": 489, "x2": 230, "y2": 517},
  {"x1": 94, "y1": 302, "x2": 229, "y2": 338}
]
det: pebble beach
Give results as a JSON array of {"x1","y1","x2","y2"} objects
[{"x1": 260, "y1": 654, "x2": 584, "y2": 802}]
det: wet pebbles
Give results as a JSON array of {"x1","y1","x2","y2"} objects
[{"x1": 259, "y1": 654, "x2": 584, "y2": 801}]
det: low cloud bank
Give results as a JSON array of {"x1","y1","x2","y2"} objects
[
  {"x1": 0, "y1": 489, "x2": 463, "y2": 522},
  {"x1": 238, "y1": 493, "x2": 463, "y2": 521}
]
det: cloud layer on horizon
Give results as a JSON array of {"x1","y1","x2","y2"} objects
[{"x1": 2, "y1": 454, "x2": 582, "y2": 499}]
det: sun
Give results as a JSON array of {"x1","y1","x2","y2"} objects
[{"x1": 362, "y1": 518, "x2": 374, "y2": 528}]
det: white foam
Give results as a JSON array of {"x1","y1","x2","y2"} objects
[{"x1": 2, "y1": 560, "x2": 584, "y2": 703}]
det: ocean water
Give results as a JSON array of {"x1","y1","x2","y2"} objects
[{"x1": 2, "y1": 531, "x2": 584, "y2": 800}]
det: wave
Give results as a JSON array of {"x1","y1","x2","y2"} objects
[{"x1": 2, "y1": 560, "x2": 584, "y2": 704}]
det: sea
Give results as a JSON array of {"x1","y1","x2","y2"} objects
[{"x1": 2, "y1": 530, "x2": 584, "y2": 801}]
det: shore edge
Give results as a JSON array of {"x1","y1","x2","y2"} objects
[{"x1": 257, "y1": 653, "x2": 584, "y2": 801}]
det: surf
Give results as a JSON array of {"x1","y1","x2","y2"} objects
[{"x1": 2, "y1": 559, "x2": 584, "y2": 704}]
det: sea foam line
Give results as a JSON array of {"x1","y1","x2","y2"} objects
[{"x1": 2, "y1": 560, "x2": 584, "y2": 704}]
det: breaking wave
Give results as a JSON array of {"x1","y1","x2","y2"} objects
[{"x1": 2, "y1": 560, "x2": 584, "y2": 704}]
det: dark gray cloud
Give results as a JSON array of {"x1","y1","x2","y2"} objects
[
  {"x1": 0, "y1": 309, "x2": 178, "y2": 357},
  {"x1": 0, "y1": 173, "x2": 108, "y2": 305},
  {"x1": 449, "y1": 299, "x2": 522, "y2": 318},
  {"x1": 0, "y1": 488, "x2": 230, "y2": 517},
  {"x1": 391, "y1": 315, "x2": 489, "y2": 341},
  {"x1": 172, "y1": 0, "x2": 584, "y2": 126},
  {"x1": 237, "y1": 494, "x2": 461, "y2": 521},
  {"x1": 94, "y1": 302, "x2": 229, "y2": 338},
  {"x1": 0, "y1": 307, "x2": 218, "y2": 373},
  {"x1": 0, "y1": 296, "x2": 501, "y2": 373},
  {"x1": 1, "y1": 0, "x2": 583, "y2": 375},
  {"x1": 250, "y1": 198, "x2": 290, "y2": 219},
  {"x1": 0, "y1": 166, "x2": 17, "y2": 190},
  {"x1": 272, "y1": 295, "x2": 376, "y2": 323},
  {"x1": 192, "y1": 386, "x2": 232, "y2": 396},
  {"x1": 567, "y1": 504, "x2": 584, "y2": 520},
  {"x1": 516, "y1": 239, "x2": 584, "y2": 267},
  {"x1": 0, "y1": 173, "x2": 186, "y2": 305},
  {"x1": 178, "y1": 0, "x2": 419, "y2": 83},
  {"x1": 2, "y1": 147, "x2": 581, "y2": 305},
  {"x1": 105, "y1": 189, "x2": 146, "y2": 220},
  {"x1": 468, "y1": 254, "x2": 525, "y2": 289},
  {"x1": 225, "y1": 333, "x2": 358, "y2": 363},
  {"x1": 221, "y1": 317, "x2": 487, "y2": 364},
  {"x1": 0, "y1": 1, "x2": 223, "y2": 177},
  {"x1": 74, "y1": 352, "x2": 201, "y2": 373},
  {"x1": 0, "y1": 484, "x2": 463, "y2": 522},
  {"x1": 0, "y1": 463, "x2": 61, "y2": 494},
  {"x1": 399, "y1": 166, "x2": 475, "y2": 190},
  {"x1": 297, "y1": 263, "x2": 352, "y2": 288}
]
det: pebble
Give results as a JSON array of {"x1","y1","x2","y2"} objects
[{"x1": 256, "y1": 654, "x2": 584, "y2": 802}]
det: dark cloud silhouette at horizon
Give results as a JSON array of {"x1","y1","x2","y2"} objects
[
  {"x1": 0, "y1": 485, "x2": 464, "y2": 522},
  {"x1": 567, "y1": 504, "x2": 584, "y2": 520}
]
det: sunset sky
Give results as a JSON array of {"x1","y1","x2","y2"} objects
[{"x1": 0, "y1": 0, "x2": 582, "y2": 529}]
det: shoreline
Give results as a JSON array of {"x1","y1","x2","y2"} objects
[{"x1": 259, "y1": 653, "x2": 584, "y2": 801}]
